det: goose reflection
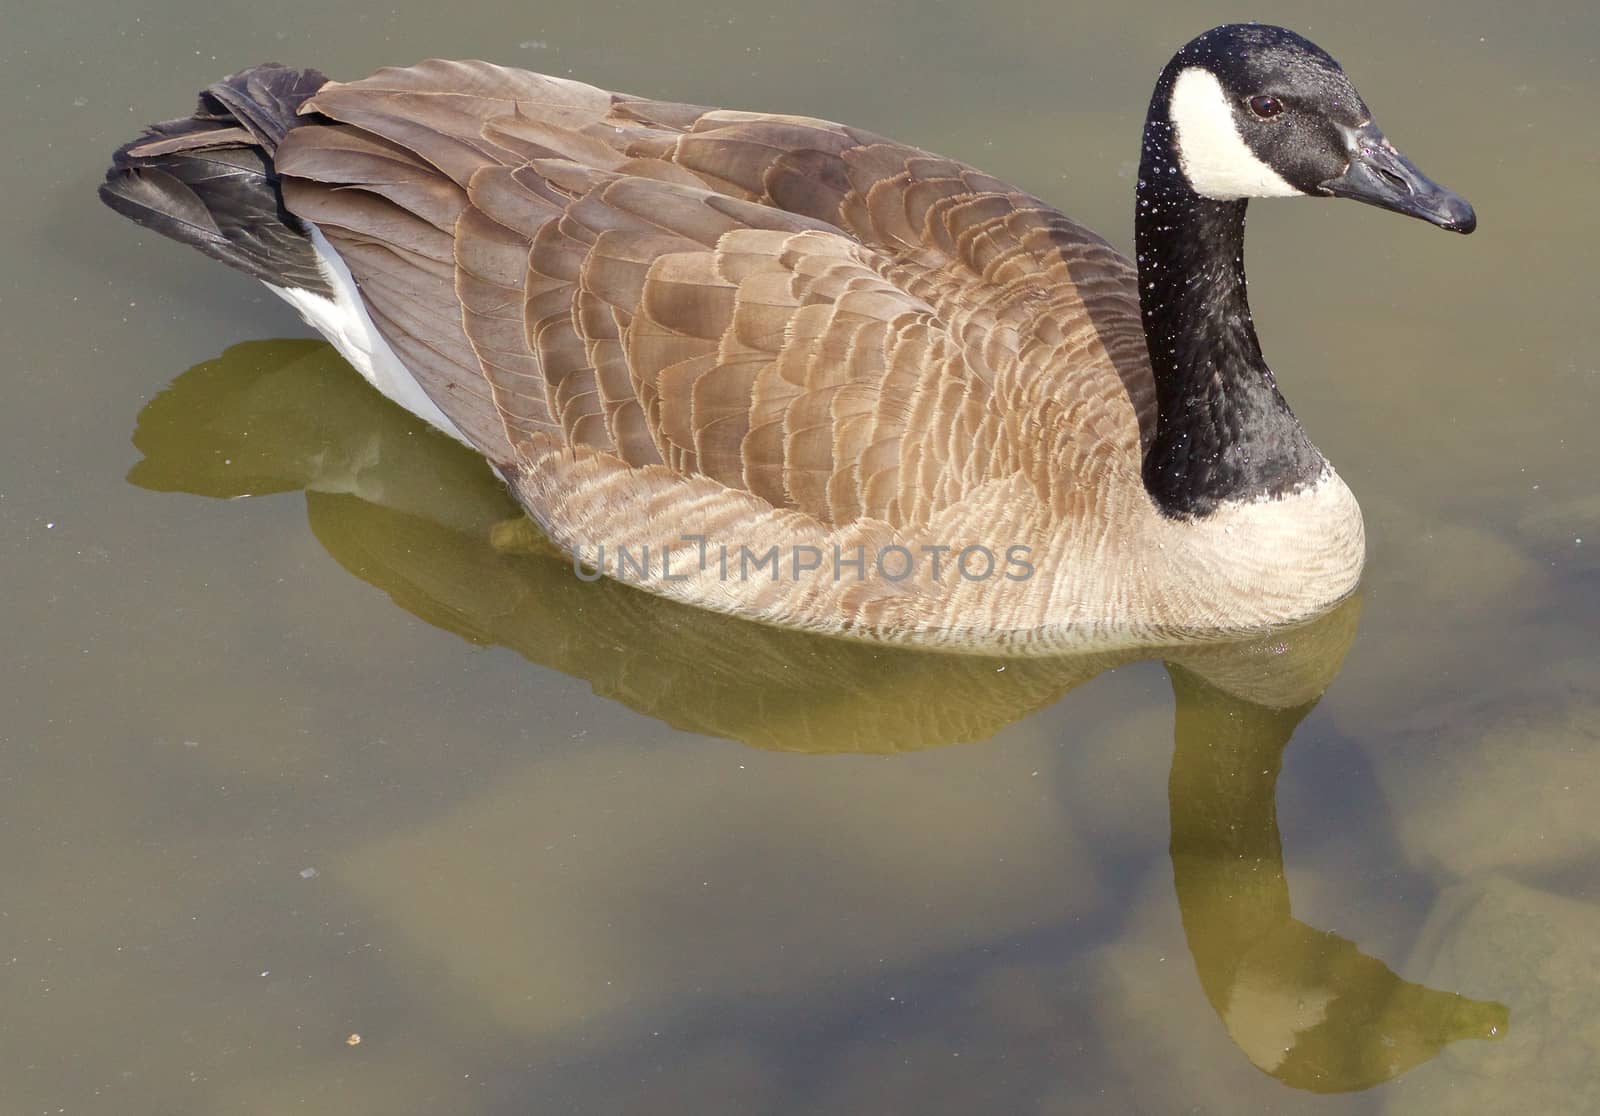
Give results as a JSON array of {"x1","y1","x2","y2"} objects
[{"x1": 129, "y1": 339, "x2": 1506, "y2": 1092}]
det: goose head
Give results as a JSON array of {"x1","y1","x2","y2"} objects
[{"x1": 1149, "y1": 23, "x2": 1475, "y2": 232}]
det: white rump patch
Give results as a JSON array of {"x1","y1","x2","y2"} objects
[
  {"x1": 265, "y1": 226, "x2": 472, "y2": 447},
  {"x1": 1169, "y1": 67, "x2": 1304, "y2": 200}
]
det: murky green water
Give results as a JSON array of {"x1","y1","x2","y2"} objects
[{"x1": 3, "y1": 1, "x2": 1597, "y2": 1112}]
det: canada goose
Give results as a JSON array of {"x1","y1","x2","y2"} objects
[{"x1": 100, "y1": 23, "x2": 1473, "y2": 653}]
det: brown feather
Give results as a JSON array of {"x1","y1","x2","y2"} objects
[{"x1": 262, "y1": 58, "x2": 1355, "y2": 652}]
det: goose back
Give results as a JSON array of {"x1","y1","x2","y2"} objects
[{"x1": 277, "y1": 60, "x2": 1156, "y2": 501}]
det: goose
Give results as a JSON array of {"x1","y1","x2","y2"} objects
[{"x1": 100, "y1": 23, "x2": 1474, "y2": 654}]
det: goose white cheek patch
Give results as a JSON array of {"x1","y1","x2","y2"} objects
[{"x1": 1169, "y1": 67, "x2": 1305, "y2": 200}]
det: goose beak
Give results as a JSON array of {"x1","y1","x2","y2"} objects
[{"x1": 1318, "y1": 122, "x2": 1476, "y2": 234}]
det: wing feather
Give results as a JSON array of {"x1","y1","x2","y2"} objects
[{"x1": 274, "y1": 59, "x2": 1149, "y2": 530}]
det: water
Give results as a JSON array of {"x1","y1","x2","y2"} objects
[{"x1": 3, "y1": 1, "x2": 1597, "y2": 1112}]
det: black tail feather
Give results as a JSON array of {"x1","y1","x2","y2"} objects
[{"x1": 100, "y1": 64, "x2": 333, "y2": 296}]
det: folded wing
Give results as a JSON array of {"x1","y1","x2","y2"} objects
[{"x1": 274, "y1": 59, "x2": 1151, "y2": 531}]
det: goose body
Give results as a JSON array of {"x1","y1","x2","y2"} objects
[{"x1": 101, "y1": 24, "x2": 1472, "y2": 653}]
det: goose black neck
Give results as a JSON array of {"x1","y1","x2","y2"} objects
[{"x1": 1134, "y1": 117, "x2": 1324, "y2": 519}]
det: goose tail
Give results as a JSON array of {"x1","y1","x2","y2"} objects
[{"x1": 99, "y1": 64, "x2": 333, "y2": 296}]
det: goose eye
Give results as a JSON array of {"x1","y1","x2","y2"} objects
[{"x1": 1248, "y1": 95, "x2": 1284, "y2": 119}]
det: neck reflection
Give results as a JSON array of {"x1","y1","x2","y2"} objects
[{"x1": 1166, "y1": 664, "x2": 1505, "y2": 1090}]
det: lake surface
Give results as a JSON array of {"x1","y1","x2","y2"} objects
[{"x1": 3, "y1": 1, "x2": 1597, "y2": 1112}]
